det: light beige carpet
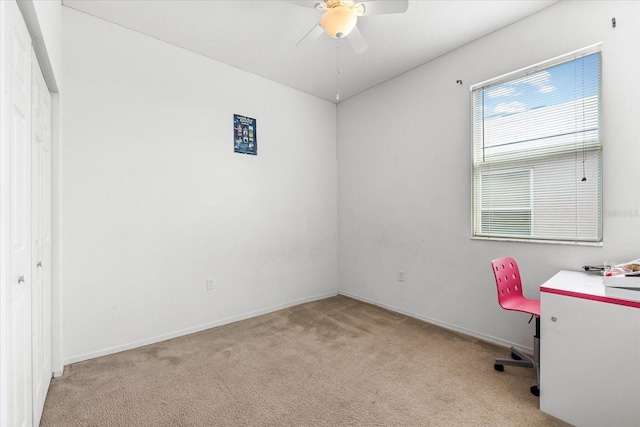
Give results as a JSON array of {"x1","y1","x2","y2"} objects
[{"x1": 41, "y1": 295, "x2": 568, "y2": 426}]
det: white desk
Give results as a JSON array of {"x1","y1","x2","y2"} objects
[{"x1": 540, "y1": 270, "x2": 640, "y2": 427}]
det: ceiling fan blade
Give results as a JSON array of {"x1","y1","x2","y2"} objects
[
  {"x1": 296, "y1": 22, "x2": 325, "y2": 48},
  {"x1": 357, "y1": 0, "x2": 408, "y2": 16},
  {"x1": 346, "y1": 26, "x2": 368, "y2": 54},
  {"x1": 287, "y1": 1, "x2": 327, "y2": 11}
]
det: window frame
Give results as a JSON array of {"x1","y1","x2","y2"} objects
[{"x1": 470, "y1": 44, "x2": 603, "y2": 246}]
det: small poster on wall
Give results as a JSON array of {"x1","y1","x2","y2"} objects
[{"x1": 233, "y1": 114, "x2": 257, "y2": 156}]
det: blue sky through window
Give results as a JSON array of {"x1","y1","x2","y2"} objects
[{"x1": 483, "y1": 53, "x2": 599, "y2": 119}]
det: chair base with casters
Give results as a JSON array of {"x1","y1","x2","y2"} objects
[
  {"x1": 494, "y1": 316, "x2": 540, "y2": 396},
  {"x1": 491, "y1": 257, "x2": 541, "y2": 397}
]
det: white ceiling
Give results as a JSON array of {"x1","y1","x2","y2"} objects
[{"x1": 62, "y1": 0, "x2": 558, "y2": 103}]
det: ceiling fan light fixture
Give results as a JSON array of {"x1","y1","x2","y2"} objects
[{"x1": 321, "y1": 5, "x2": 357, "y2": 38}]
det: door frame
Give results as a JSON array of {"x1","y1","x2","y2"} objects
[
  {"x1": 15, "y1": 0, "x2": 63, "y2": 379},
  {"x1": 1, "y1": 1, "x2": 62, "y2": 425}
]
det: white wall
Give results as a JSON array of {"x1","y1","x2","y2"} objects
[
  {"x1": 61, "y1": 8, "x2": 338, "y2": 363},
  {"x1": 337, "y1": 1, "x2": 640, "y2": 349}
]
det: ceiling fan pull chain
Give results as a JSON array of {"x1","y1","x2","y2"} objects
[{"x1": 336, "y1": 36, "x2": 341, "y2": 101}]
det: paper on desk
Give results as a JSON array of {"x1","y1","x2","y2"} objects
[{"x1": 615, "y1": 258, "x2": 640, "y2": 271}]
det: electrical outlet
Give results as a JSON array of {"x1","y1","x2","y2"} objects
[
  {"x1": 206, "y1": 277, "x2": 214, "y2": 290},
  {"x1": 398, "y1": 270, "x2": 405, "y2": 282}
]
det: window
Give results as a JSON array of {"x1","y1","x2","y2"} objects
[
  {"x1": 471, "y1": 45, "x2": 602, "y2": 244},
  {"x1": 480, "y1": 169, "x2": 532, "y2": 237}
]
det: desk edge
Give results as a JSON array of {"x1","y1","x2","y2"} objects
[{"x1": 540, "y1": 286, "x2": 640, "y2": 309}]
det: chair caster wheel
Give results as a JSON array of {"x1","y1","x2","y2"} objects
[
  {"x1": 530, "y1": 385, "x2": 540, "y2": 396},
  {"x1": 494, "y1": 364, "x2": 504, "y2": 371},
  {"x1": 511, "y1": 352, "x2": 522, "y2": 360}
]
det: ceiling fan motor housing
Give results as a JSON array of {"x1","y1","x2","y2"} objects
[{"x1": 326, "y1": 0, "x2": 356, "y2": 8}]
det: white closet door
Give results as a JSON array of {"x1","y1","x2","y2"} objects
[
  {"x1": 31, "y1": 49, "x2": 52, "y2": 426},
  {"x1": 1, "y1": 1, "x2": 34, "y2": 426}
]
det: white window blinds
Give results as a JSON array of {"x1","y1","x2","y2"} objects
[{"x1": 472, "y1": 46, "x2": 602, "y2": 243}]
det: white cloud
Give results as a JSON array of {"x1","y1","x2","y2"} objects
[
  {"x1": 487, "y1": 86, "x2": 516, "y2": 98},
  {"x1": 516, "y1": 71, "x2": 550, "y2": 86},
  {"x1": 513, "y1": 71, "x2": 556, "y2": 94},
  {"x1": 494, "y1": 102, "x2": 526, "y2": 114}
]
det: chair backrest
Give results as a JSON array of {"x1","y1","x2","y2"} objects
[{"x1": 491, "y1": 257, "x2": 525, "y2": 309}]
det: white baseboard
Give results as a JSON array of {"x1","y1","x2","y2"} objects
[
  {"x1": 338, "y1": 290, "x2": 534, "y2": 354},
  {"x1": 63, "y1": 290, "x2": 532, "y2": 367},
  {"x1": 64, "y1": 291, "x2": 338, "y2": 366}
]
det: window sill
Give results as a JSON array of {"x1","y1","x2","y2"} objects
[{"x1": 471, "y1": 236, "x2": 603, "y2": 247}]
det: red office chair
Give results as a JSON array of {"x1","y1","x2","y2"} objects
[{"x1": 491, "y1": 257, "x2": 540, "y2": 396}]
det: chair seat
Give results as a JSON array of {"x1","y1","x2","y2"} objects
[{"x1": 501, "y1": 296, "x2": 540, "y2": 317}]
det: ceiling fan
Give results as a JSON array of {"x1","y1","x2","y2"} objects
[{"x1": 292, "y1": 0, "x2": 409, "y2": 54}]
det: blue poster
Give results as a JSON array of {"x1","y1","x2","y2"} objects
[{"x1": 234, "y1": 114, "x2": 257, "y2": 155}]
